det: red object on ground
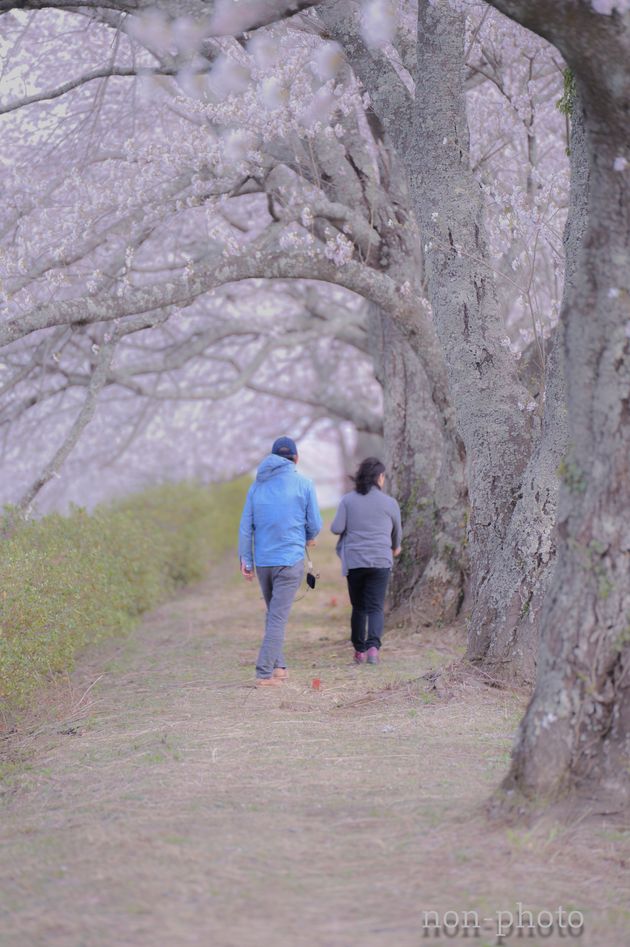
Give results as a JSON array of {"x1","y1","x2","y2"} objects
[
  {"x1": 328, "y1": 597, "x2": 338, "y2": 607},
  {"x1": 311, "y1": 678, "x2": 321, "y2": 690}
]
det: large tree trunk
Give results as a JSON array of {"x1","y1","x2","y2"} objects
[
  {"x1": 318, "y1": 0, "x2": 471, "y2": 619},
  {"x1": 465, "y1": 333, "x2": 566, "y2": 684},
  {"x1": 484, "y1": 0, "x2": 630, "y2": 805},
  {"x1": 410, "y1": 0, "x2": 534, "y2": 611},
  {"x1": 321, "y1": 0, "x2": 537, "y2": 643},
  {"x1": 368, "y1": 306, "x2": 468, "y2": 621},
  {"x1": 465, "y1": 85, "x2": 589, "y2": 685}
]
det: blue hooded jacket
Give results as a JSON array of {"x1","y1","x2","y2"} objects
[{"x1": 238, "y1": 455, "x2": 322, "y2": 569}]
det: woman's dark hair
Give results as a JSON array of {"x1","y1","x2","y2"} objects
[{"x1": 351, "y1": 457, "x2": 386, "y2": 495}]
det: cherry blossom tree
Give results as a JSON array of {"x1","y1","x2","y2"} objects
[
  {"x1": 311, "y1": 0, "x2": 573, "y2": 679},
  {"x1": 1, "y1": 2, "x2": 583, "y2": 671},
  {"x1": 0, "y1": 3, "x2": 469, "y2": 613},
  {"x1": 472, "y1": 0, "x2": 630, "y2": 807}
]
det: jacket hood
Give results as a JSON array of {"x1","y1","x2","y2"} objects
[{"x1": 256, "y1": 454, "x2": 295, "y2": 483}]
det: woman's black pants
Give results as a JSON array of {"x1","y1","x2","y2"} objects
[{"x1": 346, "y1": 567, "x2": 391, "y2": 652}]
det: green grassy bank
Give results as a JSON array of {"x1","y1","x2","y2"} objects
[{"x1": 0, "y1": 479, "x2": 248, "y2": 710}]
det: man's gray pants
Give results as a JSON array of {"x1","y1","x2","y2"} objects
[{"x1": 256, "y1": 561, "x2": 304, "y2": 679}]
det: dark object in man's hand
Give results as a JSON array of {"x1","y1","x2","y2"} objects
[{"x1": 306, "y1": 572, "x2": 317, "y2": 589}]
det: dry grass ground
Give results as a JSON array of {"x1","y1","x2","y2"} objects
[{"x1": 1, "y1": 527, "x2": 629, "y2": 947}]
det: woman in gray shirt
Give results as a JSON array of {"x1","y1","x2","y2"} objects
[{"x1": 330, "y1": 458, "x2": 402, "y2": 665}]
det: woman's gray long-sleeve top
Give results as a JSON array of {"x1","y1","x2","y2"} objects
[{"x1": 330, "y1": 486, "x2": 402, "y2": 577}]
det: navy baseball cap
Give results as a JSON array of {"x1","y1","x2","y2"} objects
[{"x1": 272, "y1": 436, "x2": 297, "y2": 458}]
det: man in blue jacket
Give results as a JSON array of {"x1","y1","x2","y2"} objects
[{"x1": 239, "y1": 436, "x2": 322, "y2": 687}]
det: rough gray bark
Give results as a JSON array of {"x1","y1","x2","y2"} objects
[
  {"x1": 466, "y1": 90, "x2": 589, "y2": 684},
  {"x1": 368, "y1": 305, "x2": 468, "y2": 620},
  {"x1": 318, "y1": 0, "x2": 471, "y2": 617},
  {"x1": 353, "y1": 428, "x2": 385, "y2": 466},
  {"x1": 369, "y1": 166, "x2": 469, "y2": 619},
  {"x1": 484, "y1": 0, "x2": 630, "y2": 805},
  {"x1": 320, "y1": 0, "x2": 539, "y2": 628},
  {"x1": 409, "y1": 0, "x2": 534, "y2": 607},
  {"x1": 317, "y1": 0, "x2": 413, "y2": 156},
  {"x1": 303, "y1": 6, "x2": 471, "y2": 617}
]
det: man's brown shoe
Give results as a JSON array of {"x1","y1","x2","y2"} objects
[
  {"x1": 272, "y1": 668, "x2": 288, "y2": 681},
  {"x1": 255, "y1": 677, "x2": 282, "y2": 688}
]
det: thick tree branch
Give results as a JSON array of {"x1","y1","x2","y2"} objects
[
  {"x1": 0, "y1": 66, "x2": 177, "y2": 115},
  {"x1": 209, "y1": 0, "x2": 323, "y2": 35},
  {"x1": 247, "y1": 380, "x2": 383, "y2": 434},
  {"x1": 485, "y1": 0, "x2": 630, "y2": 124},
  {"x1": 317, "y1": 0, "x2": 413, "y2": 153},
  {"x1": 0, "y1": 231, "x2": 429, "y2": 356},
  {"x1": 0, "y1": 0, "x2": 322, "y2": 31},
  {"x1": 17, "y1": 335, "x2": 117, "y2": 512}
]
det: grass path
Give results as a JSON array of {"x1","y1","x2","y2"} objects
[{"x1": 1, "y1": 529, "x2": 629, "y2": 947}]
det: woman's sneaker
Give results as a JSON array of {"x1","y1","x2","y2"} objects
[
  {"x1": 366, "y1": 647, "x2": 379, "y2": 665},
  {"x1": 354, "y1": 650, "x2": 367, "y2": 664}
]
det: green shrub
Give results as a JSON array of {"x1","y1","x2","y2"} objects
[{"x1": 0, "y1": 478, "x2": 248, "y2": 710}]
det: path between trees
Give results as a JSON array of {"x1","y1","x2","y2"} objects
[{"x1": 1, "y1": 529, "x2": 628, "y2": 947}]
